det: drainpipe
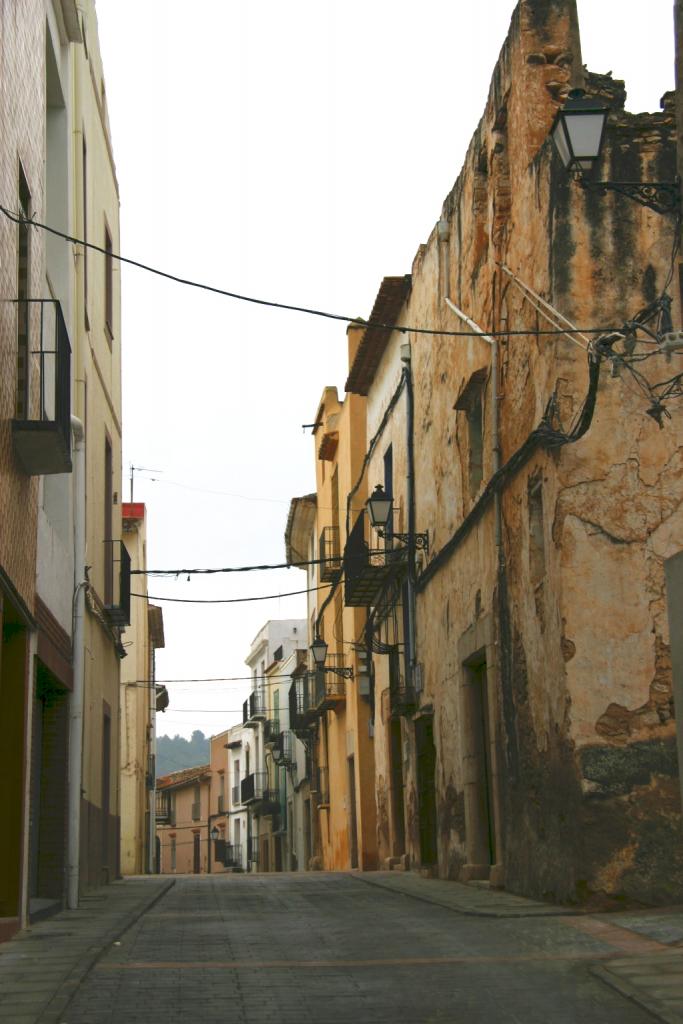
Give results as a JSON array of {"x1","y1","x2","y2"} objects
[{"x1": 68, "y1": 415, "x2": 86, "y2": 909}]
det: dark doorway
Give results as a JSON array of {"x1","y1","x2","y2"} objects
[
  {"x1": 348, "y1": 756, "x2": 358, "y2": 868},
  {"x1": 414, "y1": 717, "x2": 438, "y2": 866},
  {"x1": 303, "y1": 798, "x2": 311, "y2": 870},
  {"x1": 101, "y1": 708, "x2": 111, "y2": 881},
  {"x1": 389, "y1": 718, "x2": 406, "y2": 855},
  {"x1": 465, "y1": 660, "x2": 497, "y2": 867},
  {"x1": 193, "y1": 833, "x2": 201, "y2": 874},
  {"x1": 29, "y1": 662, "x2": 68, "y2": 909},
  {"x1": 274, "y1": 835, "x2": 282, "y2": 872}
]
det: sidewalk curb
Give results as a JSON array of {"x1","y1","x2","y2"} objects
[
  {"x1": 37, "y1": 878, "x2": 175, "y2": 1024},
  {"x1": 590, "y1": 963, "x2": 681, "y2": 1024},
  {"x1": 352, "y1": 872, "x2": 573, "y2": 919}
]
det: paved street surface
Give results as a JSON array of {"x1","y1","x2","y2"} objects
[{"x1": 1, "y1": 872, "x2": 683, "y2": 1024}]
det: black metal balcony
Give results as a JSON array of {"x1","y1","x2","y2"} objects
[
  {"x1": 312, "y1": 766, "x2": 329, "y2": 807},
  {"x1": 344, "y1": 511, "x2": 397, "y2": 607},
  {"x1": 241, "y1": 771, "x2": 265, "y2": 805},
  {"x1": 273, "y1": 730, "x2": 294, "y2": 767},
  {"x1": 263, "y1": 717, "x2": 281, "y2": 745},
  {"x1": 223, "y1": 843, "x2": 243, "y2": 869},
  {"x1": 242, "y1": 688, "x2": 266, "y2": 727},
  {"x1": 312, "y1": 656, "x2": 347, "y2": 712},
  {"x1": 319, "y1": 525, "x2": 341, "y2": 582},
  {"x1": 260, "y1": 788, "x2": 281, "y2": 817},
  {"x1": 390, "y1": 680, "x2": 417, "y2": 717},
  {"x1": 155, "y1": 791, "x2": 174, "y2": 825},
  {"x1": 12, "y1": 299, "x2": 72, "y2": 476},
  {"x1": 103, "y1": 540, "x2": 131, "y2": 627}
]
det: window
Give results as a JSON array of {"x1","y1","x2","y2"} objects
[
  {"x1": 170, "y1": 836, "x2": 176, "y2": 872},
  {"x1": 455, "y1": 368, "x2": 487, "y2": 500},
  {"x1": 104, "y1": 223, "x2": 113, "y2": 339},
  {"x1": 16, "y1": 166, "x2": 31, "y2": 418}
]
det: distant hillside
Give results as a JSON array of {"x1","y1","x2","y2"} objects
[{"x1": 157, "y1": 730, "x2": 210, "y2": 777}]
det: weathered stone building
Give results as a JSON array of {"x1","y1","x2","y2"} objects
[{"x1": 342, "y1": 0, "x2": 683, "y2": 903}]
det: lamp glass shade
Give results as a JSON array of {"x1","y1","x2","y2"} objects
[
  {"x1": 551, "y1": 91, "x2": 608, "y2": 173},
  {"x1": 367, "y1": 484, "x2": 393, "y2": 529},
  {"x1": 311, "y1": 637, "x2": 328, "y2": 667},
  {"x1": 211, "y1": 827, "x2": 219, "y2": 840}
]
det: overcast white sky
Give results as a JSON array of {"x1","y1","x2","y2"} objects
[{"x1": 94, "y1": 0, "x2": 675, "y2": 740}]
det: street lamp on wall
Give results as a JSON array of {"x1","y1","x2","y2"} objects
[
  {"x1": 210, "y1": 826, "x2": 220, "y2": 842},
  {"x1": 367, "y1": 484, "x2": 429, "y2": 551},
  {"x1": 550, "y1": 89, "x2": 680, "y2": 216},
  {"x1": 310, "y1": 636, "x2": 353, "y2": 679}
]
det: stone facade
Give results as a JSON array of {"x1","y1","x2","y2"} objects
[{"x1": 342, "y1": 0, "x2": 683, "y2": 904}]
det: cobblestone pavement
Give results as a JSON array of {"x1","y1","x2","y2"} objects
[{"x1": 55, "y1": 872, "x2": 668, "y2": 1024}]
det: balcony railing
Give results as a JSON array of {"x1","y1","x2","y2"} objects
[
  {"x1": 344, "y1": 511, "x2": 397, "y2": 607},
  {"x1": 390, "y1": 680, "x2": 417, "y2": 717},
  {"x1": 223, "y1": 843, "x2": 242, "y2": 869},
  {"x1": 242, "y1": 688, "x2": 266, "y2": 727},
  {"x1": 319, "y1": 525, "x2": 341, "y2": 582},
  {"x1": 12, "y1": 299, "x2": 72, "y2": 476},
  {"x1": 241, "y1": 771, "x2": 266, "y2": 805},
  {"x1": 263, "y1": 718, "x2": 281, "y2": 745},
  {"x1": 231, "y1": 783, "x2": 240, "y2": 806},
  {"x1": 260, "y1": 788, "x2": 281, "y2": 817},
  {"x1": 312, "y1": 766, "x2": 329, "y2": 807},
  {"x1": 103, "y1": 540, "x2": 131, "y2": 627},
  {"x1": 155, "y1": 791, "x2": 174, "y2": 825},
  {"x1": 312, "y1": 656, "x2": 347, "y2": 712},
  {"x1": 272, "y1": 730, "x2": 294, "y2": 767}
]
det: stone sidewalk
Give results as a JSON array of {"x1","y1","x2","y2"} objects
[
  {"x1": 0, "y1": 876, "x2": 174, "y2": 1024},
  {"x1": 1, "y1": 871, "x2": 683, "y2": 1023},
  {"x1": 358, "y1": 871, "x2": 683, "y2": 1022}
]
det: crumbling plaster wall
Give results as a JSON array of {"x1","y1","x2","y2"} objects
[{"x1": 365, "y1": 0, "x2": 683, "y2": 901}]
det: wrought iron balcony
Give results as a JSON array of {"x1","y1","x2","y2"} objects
[
  {"x1": 241, "y1": 771, "x2": 266, "y2": 805},
  {"x1": 242, "y1": 688, "x2": 266, "y2": 727},
  {"x1": 155, "y1": 791, "x2": 174, "y2": 825},
  {"x1": 390, "y1": 681, "x2": 417, "y2": 717},
  {"x1": 263, "y1": 717, "x2": 281, "y2": 745},
  {"x1": 319, "y1": 525, "x2": 341, "y2": 582},
  {"x1": 312, "y1": 656, "x2": 347, "y2": 712},
  {"x1": 223, "y1": 843, "x2": 243, "y2": 869},
  {"x1": 103, "y1": 540, "x2": 131, "y2": 627},
  {"x1": 12, "y1": 299, "x2": 72, "y2": 476},
  {"x1": 260, "y1": 788, "x2": 281, "y2": 817},
  {"x1": 312, "y1": 766, "x2": 329, "y2": 807},
  {"x1": 272, "y1": 730, "x2": 294, "y2": 767},
  {"x1": 344, "y1": 511, "x2": 398, "y2": 607}
]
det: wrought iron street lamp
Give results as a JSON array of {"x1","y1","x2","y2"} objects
[
  {"x1": 210, "y1": 826, "x2": 220, "y2": 842},
  {"x1": 310, "y1": 636, "x2": 353, "y2": 678},
  {"x1": 550, "y1": 89, "x2": 680, "y2": 216},
  {"x1": 367, "y1": 484, "x2": 429, "y2": 551}
]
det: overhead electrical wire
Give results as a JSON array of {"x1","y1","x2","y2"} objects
[
  {"x1": 131, "y1": 582, "x2": 331, "y2": 604},
  {"x1": 133, "y1": 552, "x2": 369, "y2": 576},
  {"x1": 0, "y1": 202, "x2": 622, "y2": 340}
]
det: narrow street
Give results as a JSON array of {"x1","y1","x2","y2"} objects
[{"x1": 55, "y1": 873, "x2": 659, "y2": 1024}]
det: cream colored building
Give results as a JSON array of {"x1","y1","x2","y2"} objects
[{"x1": 120, "y1": 503, "x2": 166, "y2": 876}]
